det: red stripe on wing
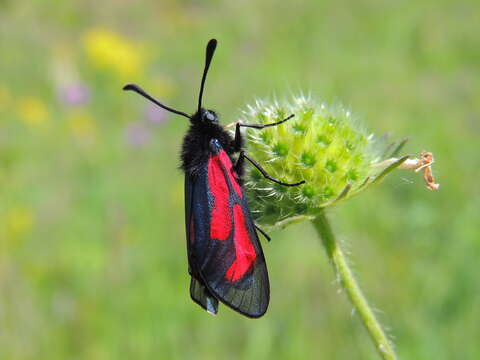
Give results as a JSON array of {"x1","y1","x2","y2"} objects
[
  {"x1": 208, "y1": 150, "x2": 243, "y2": 241},
  {"x1": 225, "y1": 204, "x2": 257, "y2": 282},
  {"x1": 218, "y1": 151, "x2": 242, "y2": 199},
  {"x1": 208, "y1": 152, "x2": 231, "y2": 241}
]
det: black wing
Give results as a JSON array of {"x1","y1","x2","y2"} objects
[
  {"x1": 184, "y1": 138, "x2": 269, "y2": 318},
  {"x1": 185, "y1": 177, "x2": 219, "y2": 315}
]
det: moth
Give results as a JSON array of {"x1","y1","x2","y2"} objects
[{"x1": 124, "y1": 39, "x2": 304, "y2": 318}]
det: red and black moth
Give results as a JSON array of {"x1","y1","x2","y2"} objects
[{"x1": 123, "y1": 39, "x2": 304, "y2": 318}]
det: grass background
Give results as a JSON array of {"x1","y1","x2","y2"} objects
[{"x1": 0, "y1": 0, "x2": 478, "y2": 359}]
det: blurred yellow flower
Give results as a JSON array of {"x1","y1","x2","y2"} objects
[
  {"x1": 4, "y1": 207, "x2": 33, "y2": 245},
  {"x1": 17, "y1": 97, "x2": 49, "y2": 127},
  {"x1": 68, "y1": 110, "x2": 97, "y2": 142},
  {"x1": 83, "y1": 28, "x2": 145, "y2": 78}
]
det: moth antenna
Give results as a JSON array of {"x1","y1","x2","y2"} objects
[
  {"x1": 123, "y1": 83, "x2": 191, "y2": 119},
  {"x1": 198, "y1": 39, "x2": 217, "y2": 112}
]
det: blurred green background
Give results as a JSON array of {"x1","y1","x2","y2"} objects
[{"x1": 0, "y1": 0, "x2": 478, "y2": 359}]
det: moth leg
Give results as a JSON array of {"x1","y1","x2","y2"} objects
[
  {"x1": 232, "y1": 122, "x2": 244, "y2": 152},
  {"x1": 239, "y1": 114, "x2": 295, "y2": 130},
  {"x1": 232, "y1": 114, "x2": 295, "y2": 152},
  {"x1": 233, "y1": 146, "x2": 246, "y2": 178},
  {"x1": 254, "y1": 224, "x2": 271, "y2": 242},
  {"x1": 235, "y1": 151, "x2": 305, "y2": 187}
]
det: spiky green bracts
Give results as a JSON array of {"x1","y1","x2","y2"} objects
[
  {"x1": 240, "y1": 95, "x2": 438, "y2": 360},
  {"x1": 241, "y1": 96, "x2": 437, "y2": 228}
]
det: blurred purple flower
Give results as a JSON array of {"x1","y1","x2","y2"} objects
[
  {"x1": 125, "y1": 122, "x2": 152, "y2": 148},
  {"x1": 59, "y1": 83, "x2": 90, "y2": 106},
  {"x1": 144, "y1": 104, "x2": 169, "y2": 125}
]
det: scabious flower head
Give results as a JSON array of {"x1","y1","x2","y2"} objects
[{"x1": 241, "y1": 96, "x2": 401, "y2": 228}]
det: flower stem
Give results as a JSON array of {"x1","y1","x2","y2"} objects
[{"x1": 312, "y1": 210, "x2": 397, "y2": 360}]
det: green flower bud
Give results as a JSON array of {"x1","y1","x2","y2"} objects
[{"x1": 241, "y1": 96, "x2": 434, "y2": 228}]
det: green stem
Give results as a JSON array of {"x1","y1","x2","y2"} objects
[{"x1": 312, "y1": 210, "x2": 397, "y2": 360}]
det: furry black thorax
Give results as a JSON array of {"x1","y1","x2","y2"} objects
[{"x1": 180, "y1": 108, "x2": 244, "y2": 177}]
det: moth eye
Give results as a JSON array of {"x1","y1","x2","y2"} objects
[{"x1": 205, "y1": 111, "x2": 215, "y2": 121}]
